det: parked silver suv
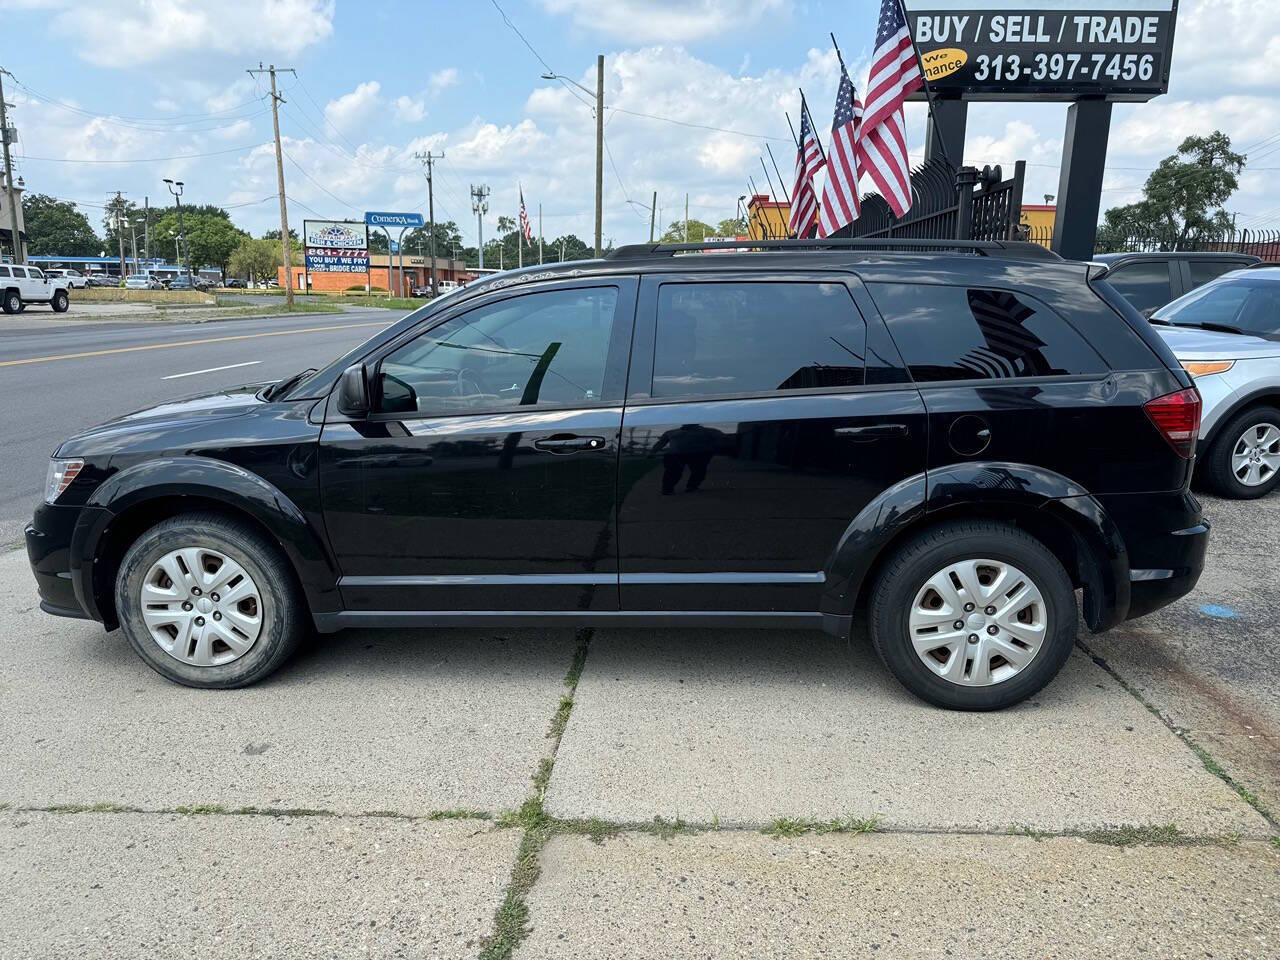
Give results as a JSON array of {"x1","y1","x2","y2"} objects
[{"x1": 1153, "y1": 267, "x2": 1280, "y2": 498}]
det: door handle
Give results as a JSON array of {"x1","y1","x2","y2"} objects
[
  {"x1": 533, "y1": 434, "x2": 607, "y2": 454},
  {"x1": 835, "y1": 423, "x2": 909, "y2": 440}
]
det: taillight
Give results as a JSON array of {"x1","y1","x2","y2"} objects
[{"x1": 1144, "y1": 387, "x2": 1201, "y2": 458}]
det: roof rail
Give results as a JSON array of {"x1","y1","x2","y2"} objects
[{"x1": 605, "y1": 238, "x2": 1063, "y2": 262}]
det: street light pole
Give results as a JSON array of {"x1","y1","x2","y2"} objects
[
  {"x1": 540, "y1": 57, "x2": 604, "y2": 258},
  {"x1": 163, "y1": 179, "x2": 188, "y2": 277}
]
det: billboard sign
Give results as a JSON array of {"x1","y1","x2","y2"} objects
[
  {"x1": 302, "y1": 220, "x2": 369, "y2": 274},
  {"x1": 364, "y1": 211, "x2": 425, "y2": 229},
  {"x1": 904, "y1": 1, "x2": 1177, "y2": 102}
]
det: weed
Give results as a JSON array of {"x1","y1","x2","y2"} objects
[
  {"x1": 426, "y1": 809, "x2": 492, "y2": 822},
  {"x1": 764, "y1": 815, "x2": 879, "y2": 838}
]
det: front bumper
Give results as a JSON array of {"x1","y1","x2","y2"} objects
[
  {"x1": 1096, "y1": 489, "x2": 1209, "y2": 622},
  {"x1": 25, "y1": 501, "x2": 93, "y2": 620}
]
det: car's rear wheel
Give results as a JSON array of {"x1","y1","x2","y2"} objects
[
  {"x1": 868, "y1": 520, "x2": 1077, "y2": 711},
  {"x1": 51, "y1": 291, "x2": 69, "y2": 313},
  {"x1": 2, "y1": 290, "x2": 20, "y2": 314},
  {"x1": 115, "y1": 512, "x2": 307, "y2": 688},
  {"x1": 1202, "y1": 406, "x2": 1280, "y2": 499}
]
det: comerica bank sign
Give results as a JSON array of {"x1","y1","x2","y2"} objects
[{"x1": 364, "y1": 211, "x2": 425, "y2": 229}]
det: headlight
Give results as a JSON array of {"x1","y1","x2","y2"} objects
[
  {"x1": 45, "y1": 458, "x2": 84, "y2": 503},
  {"x1": 1181, "y1": 360, "x2": 1235, "y2": 378}
]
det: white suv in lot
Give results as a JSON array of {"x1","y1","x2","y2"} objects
[
  {"x1": 0, "y1": 264, "x2": 71, "y2": 314},
  {"x1": 1152, "y1": 267, "x2": 1280, "y2": 498},
  {"x1": 41, "y1": 268, "x2": 89, "y2": 290}
]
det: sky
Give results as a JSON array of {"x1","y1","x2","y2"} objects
[{"x1": 2, "y1": 0, "x2": 1279, "y2": 252}]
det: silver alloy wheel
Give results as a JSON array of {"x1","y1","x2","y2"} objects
[
  {"x1": 907, "y1": 558, "x2": 1047, "y2": 687},
  {"x1": 1230, "y1": 423, "x2": 1280, "y2": 487},
  {"x1": 140, "y1": 547, "x2": 263, "y2": 666}
]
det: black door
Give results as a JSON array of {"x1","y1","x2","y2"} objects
[
  {"x1": 320, "y1": 279, "x2": 637, "y2": 612},
  {"x1": 616, "y1": 274, "x2": 927, "y2": 613}
]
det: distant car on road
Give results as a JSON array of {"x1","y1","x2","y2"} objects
[
  {"x1": 124, "y1": 274, "x2": 163, "y2": 290},
  {"x1": 224, "y1": 278, "x2": 247, "y2": 289},
  {"x1": 1096, "y1": 251, "x2": 1262, "y2": 317},
  {"x1": 42, "y1": 268, "x2": 89, "y2": 290},
  {"x1": 0, "y1": 264, "x2": 70, "y2": 313},
  {"x1": 1152, "y1": 267, "x2": 1280, "y2": 498}
]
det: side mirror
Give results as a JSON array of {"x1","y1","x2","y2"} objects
[{"x1": 336, "y1": 363, "x2": 370, "y2": 418}]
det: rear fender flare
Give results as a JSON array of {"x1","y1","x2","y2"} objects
[
  {"x1": 822, "y1": 462, "x2": 1130, "y2": 631},
  {"x1": 71, "y1": 456, "x2": 340, "y2": 622}
]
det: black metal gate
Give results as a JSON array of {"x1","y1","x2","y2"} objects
[{"x1": 842, "y1": 159, "x2": 1026, "y2": 243}]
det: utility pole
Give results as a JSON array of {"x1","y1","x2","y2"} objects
[
  {"x1": 112, "y1": 193, "x2": 127, "y2": 278},
  {"x1": 249, "y1": 63, "x2": 296, "y2": 306},
  {"x1": 0, "y1": 67, "x2": 23, "y2": 263},
  {"x1": 143, "y1": 196, "x2": 150, "y2": 270},
  {"x1": 538, "y1": 203, "x2": 543, "y2": 265},
  {"x1": 414, "y1": 149, "x2": 443, "y2": 296},
  {"x1": 471, "y1": 183, "x2": 489, "y2": 270},
  {"x1": 163, "y1": 179, "x2": 188, "y2": 277},
  {"x1": 595, "y1": 55, "x2": 604, "y2": 258},
  {"x1": 649, "y1": 191, "x2": 657, "y2": 243},
  {"x1": 684, "y1": 194, "x2": 689, "y2": 242}
]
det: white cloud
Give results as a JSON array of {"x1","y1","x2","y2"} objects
[
  {"x1": 324, "y1": 81, "x2": 382, "y2": 135},
  {"x1": 430, "y1": 68, "x2": 460, "y2": 92},
  {"x1": 539, "y1": 0, "x2": 791, "y2": 42},
  {"x1": 393, "y1": 96, "x2": 427, "y2": 124},
  {"x1": 44, "y1": 0, "x2": 336, "y2": 67}
]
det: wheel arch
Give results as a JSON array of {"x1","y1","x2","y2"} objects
[
  {"x1": 1202, "y1": 388, "x2": 1280, "y2": 448},
  {"x1": 821, "y1": 462, "x2": 1130, "y2": 635},
  {"x1": 72, "y1": 457, "x2": 341, "y2": 629}
]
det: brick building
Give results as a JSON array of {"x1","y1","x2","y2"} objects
[{"x1": 279, "y1": 254, "x2": 472, "y2": 294}]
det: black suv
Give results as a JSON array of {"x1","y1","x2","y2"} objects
[{"x1": 27, "y1": 240, "x2": 1208, "y2": 710}]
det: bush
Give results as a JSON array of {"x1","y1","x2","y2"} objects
[{"x1": 345, "y1": 284, "x2": 386, "y2": 293}]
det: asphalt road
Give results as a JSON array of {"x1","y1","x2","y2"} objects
[{"x1": 0, "y1": 308, "x2": 395, "y2": 546}]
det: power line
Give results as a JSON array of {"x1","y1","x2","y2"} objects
[
  {"x1": 282, "y1": 148, "x2": 359, "y2": 214},
  {"x1": 607, "y1": 106, "x2": 790, "y2": 142},
  {"x1": 15, "y1": 142, "x2": 269, "y2": 164}
]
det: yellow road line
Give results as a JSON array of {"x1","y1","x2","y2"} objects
[{"x1": 0, "y1": 321, "x2": 387, "y2": 368}]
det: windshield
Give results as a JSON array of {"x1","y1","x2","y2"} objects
[{"x1": 1153, "y1": 275, "x2": 1280, "y2": 339}]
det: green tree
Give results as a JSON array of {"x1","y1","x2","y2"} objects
[
  {"x1": 228, "y1": 237, "x2": 281, "y2": 286},
  {"x1": 1099, "y1": 131, "x2": 1246, "y2": 249},
  {"x1": 660, "y1": 218, "x2": 717, "y2": 242},
  {"x1": 101, "y1": 195, "x2": 141, "y2": 251},
  {"x1": 153, "y1": 209, "x2": 246, "y2": 274},
  {"x1": 21, "y1": 194, "x2": 101, "y2": 256},
  {"x1": 717, "y1": 216, "x2": 747, "y2": 237}
]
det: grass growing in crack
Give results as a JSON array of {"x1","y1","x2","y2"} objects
[
  {"x1": 546, "y1": 629, "x2": 593, "y2": 741},
  {"x1": 546, "y1": 695, "x2": 575, "y2": 741},
  {"x1": 34, "y1": 802, "x2": 140, "y2": 814},
  {"x1": 763, "y1": 815, "x2": 879, "y2": 838},
  {"x1": 1271, "y1": 836, "x2": 1280, "y2": 851},
  {"x1": 426, "y1": 809, "x2": 492, "y2": 822},
  {"x1": 173, "y1": 804, "x2": 334, "y2": 818},
  {"x1": 1074, "y1": 824, "x2": 1240, "y2": 848},
  {"x1": 1008, "y1": 825, "x2": 1051, "y2": 841},
  {"x1": 649, "y1": 815, "x2": 692, "y2": 839}
]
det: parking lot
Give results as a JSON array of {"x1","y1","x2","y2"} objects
[{"x1": 2, "y1": 486, "x2": 1278, "y2": 958}]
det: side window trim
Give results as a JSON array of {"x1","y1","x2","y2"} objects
[
  {"x1": 631, "y1": 272, "x2": 871, "y2": 403},
  {"x1": 363, "y1": 278, "x2": 638, "y2": 421}
]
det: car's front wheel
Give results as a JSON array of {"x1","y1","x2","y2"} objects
[
  {"x1": 1202, "y1": 406, "x2": 1280, "y2": 499},
  {"x1": 51, "y1": 291, "x2": 69, "y2": 312},
  {"x1": 2, "y1": 290, "x2": 20, "y2": 314},
  {"x1": 868, "y1": 520, "x2": 1077, "y2": 711},
  {"x1": 115, "y1": 512, "x2": 307, "y2": 687}
]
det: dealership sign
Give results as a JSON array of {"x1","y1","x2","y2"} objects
[
  {"x1": 364, "y1": 211, "x2": 425, "y2": 229},
  {"x1": 302, "y1": 220, "x2": 369, "y2": 274},
  {"x1": 904, "y1": 0, "x2": 1177, "y2": 101}
]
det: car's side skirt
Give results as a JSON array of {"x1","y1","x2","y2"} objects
[{"x1": 314, "y1": 609, "x2": 841, "y2": 633}]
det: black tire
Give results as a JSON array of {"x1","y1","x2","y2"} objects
[
  {"x1": 51, "y1": 291, "x2": 69, "y2": 313},
  {"x1": 2, "y1": 290, "x2": 19, "y2": 314},
  {"x1": 868, "y1": 520, "x2": 1077, "y2": 711},
  {"x1": 114, "y1": 512, "x2": 307, "y2": 688},
  {"x1": 1201, "y1": 405, "x2": 1280, "y2": 499}
]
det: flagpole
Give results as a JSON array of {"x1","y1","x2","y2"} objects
[
  {"x1": 518, "y1": 185, "x2": 523, "y2": 269},
  {"x1": 798, "y1": 88, "x2": 828, "y2": 167},
  {"x1": 785, "y1": 111, "x2": 800, "y2": 148},
  {"x1": 892, "y1": 2, "x2": 954, "y2": 168},
  {"x1": 538, "y1": 203, "x2": 543, "y2": 265},
  {"x1": 766, "y1": 143, "x2": 792, "y2": 209}
]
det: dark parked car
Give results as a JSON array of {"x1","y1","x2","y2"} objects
[
  {"x1": 166, "y1": 275, "x2": 196, "y2": 291},
  {"x1": 27, "y1": 239, "x2": 1208, "y2": 709},
  {"x1": 224, "y1": 278, "x2": 247, "y2": 289},
  {"x1": 1094, "y1": 251, "x2": 1261, "y2": 317}
]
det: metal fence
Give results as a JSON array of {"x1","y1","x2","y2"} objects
[
  {"x1": 845, "y1": 159, "x2": 1026, "y2": 244},
  {"x1": 1024, "y1": 225, "x2": 1280, "y2": 261}
]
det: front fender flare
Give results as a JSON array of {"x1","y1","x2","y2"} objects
[{"x1": 71, "y1": 456, "x2": 340, "y2": 622}]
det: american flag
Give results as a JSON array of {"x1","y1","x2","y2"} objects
[
  {"x1": 816, "y1": 65, "x2": 863, "y2": 238},
  {"x1": 518, "y1": 188, "x2": 534, "y2": 246},
  {"x1": 856, "y1": 0, "x2": 923, "y2": 218},
  {"x1": 788, "y1": 98, "x2": 826, "y2": 239}
]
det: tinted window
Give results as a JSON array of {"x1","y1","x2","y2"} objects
[
  {"x1": 377, "y1": 286, "x2": 618, "y2": 415},
  {"x1": 0, "y1": 267, "x2": 8, "y2": 277},
  {"x1": 868, "y1": 283, "x2": 1107, "y2": 382},
  {"x1": 12, "y1": 267, "x2": 26, "y2": 278},
  {"x1": 652, "y1": 282, "x2": 865, "y2": 398},
  {"x1": 1188, "y1": 260, "x2": 1247, "y2": 289},
  {"x1": 1106, "y1": 261, "x2": 1173, "y2": 315},
  {"x1": 30, "y1": 269, "x2": 44, "y2": 280},
  {"x1": 1156, "y1": 278, "x2": 1280, "y2": 338}
]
